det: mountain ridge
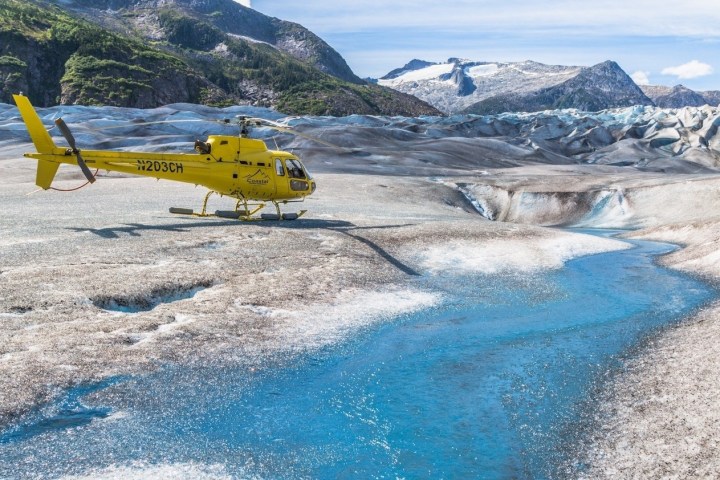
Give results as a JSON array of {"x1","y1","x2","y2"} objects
[
  {"x1": 464, "y1": 61, "x2": 652, "y2": 114},
  {"x1": 0, "y1": 0, "x2": 439, "y2": 116},
  {"x1": 62, "y1": 0, "x2": 363, "y2": 84},
  {"x1": 378, "y1": 58, "x2": 589, "y2": 113},
  {"x1": 640, "y1": 84, "x2": 720, "y2": 108},
  {"x1": 378, "y1": 57, "x2": 719, "y2": 114}
]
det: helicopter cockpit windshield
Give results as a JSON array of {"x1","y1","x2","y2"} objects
[
  {"x1": 286, "y1": 159, "x2": 307, "y2": 179},
  {"x1": 285, "y1": 158, "x2": 312, "y2": 192}
]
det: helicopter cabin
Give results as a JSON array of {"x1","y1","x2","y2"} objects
[{"x1": 194, "y1": 135, "x2": 314, "y2": 201}]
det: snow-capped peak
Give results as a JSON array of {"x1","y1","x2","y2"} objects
[
  {"x1": 381, "y1": 63, "x2": 455, "y2": 85},
  {"x1": 380, "y1": 58, "x2": 718, "y2": 114},
  {"x1": 378, "y1": 58, "x2": 583, "y2": 113}
]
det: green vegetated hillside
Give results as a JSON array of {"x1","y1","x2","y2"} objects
[
  {"x1": 0, "y1": 0, "x2": 438, "y2": 115},
  {"x1": 0, "y1": 0, "x2": 212, "y2": 107}
]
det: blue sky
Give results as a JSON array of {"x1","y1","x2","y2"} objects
[{"x1": 251, "y1": 0, "x2": 720, "y2": 91}]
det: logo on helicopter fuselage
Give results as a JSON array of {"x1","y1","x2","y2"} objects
[{"x1": 244, "y1": 169, "x2": 270, "y2": 185}]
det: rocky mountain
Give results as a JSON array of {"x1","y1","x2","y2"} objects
[
  {"x1": 0, "y1": 0, "x2": 439, "y2": 115},
  {"x1": 641, "y1": 85, "x2": 720, "y2": 108},
  {"x1": 379, "y1": 58, "x2": 654, "y2": 114},
  {"x1": 464, "y1": 61, "x2": 653, "y2": 115},
  {"x1": 703, "y1": 90, "x2": 720, "y2": 106},
  {"x1": 378, "y1": 58, "x2": 583, "y2": 113},
  {"x1": 61, "y1": 0, "x2": 362, "y2": 84}
]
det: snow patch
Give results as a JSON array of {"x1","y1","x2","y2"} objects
[
  {"x1": 466, "y1": 64, "x2": 499, "y2": 77},
  {"x1": 418, "y1": 232, "x2": 630, "y2": 275},
  {"x1": 272, "y1": 288, "x2": 441, "y2": 351},
  {"x1": 227, "y1": 33, "x2": 275, "y2": 48},
  {"x1": 379, "y1": 63, "x2": 455, "y2": 85}
]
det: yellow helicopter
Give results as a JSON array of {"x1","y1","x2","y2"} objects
[{"x1": 12, "y1": 93, "x2": 324, "y2": 220}]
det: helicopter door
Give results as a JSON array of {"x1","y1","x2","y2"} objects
[
  {"x1": 275, "y1": 158, "x2": 285, "y2": 178},
  {"x1": 274, "y1": 158, "x2": 288, "y2": 197}
]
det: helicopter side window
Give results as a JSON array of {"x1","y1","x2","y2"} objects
[
  {"x1": 194, "y1": 140, "x2": 211, "y2": 154},
  {"x1": 275, "y1": 159, "x2": 285, "y2": 176},
  {"x1": 285, "y1": 159, "x2": 306, "y2": 179}
]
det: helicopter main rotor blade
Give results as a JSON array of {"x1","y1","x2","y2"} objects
[
  {"x1": 95, "y1": 119, "x2": 220, "y2": 130},
  {"x1": 63, "y1": 114, "x2": 348, "y2": 153},
  {"x1": 240, "y1": 118, "x2": 347, "y2": 151},
  {"x1": 55, "y1": 118, "x2": 96, "y2": 183},
  {"x1": 266, "y1": 125, "x2": 345, "y2": 150}
]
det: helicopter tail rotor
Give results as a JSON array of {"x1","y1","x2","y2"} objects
[{"x1": 54, "y1": 118, "x2": 96, "y2": 184}]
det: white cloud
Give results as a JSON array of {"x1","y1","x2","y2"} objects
[
  {"x1": 631, "y1": 71, "x2": 650, "y2": 85},
  {"x1": 234, "y1": 0, "x2": 251, "y2": 7},
  {"x1": 661, "y1": 60, "x2": 714, "y2": 79}
]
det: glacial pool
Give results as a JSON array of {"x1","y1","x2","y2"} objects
[{"x1": 0, "y1": 232, "x2": 716, "y2": 479}]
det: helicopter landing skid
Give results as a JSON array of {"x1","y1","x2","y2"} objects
[
  {"x1": 168, "y1": 208, "x2": 307, "y2": 221},
  {"x1": 169, "y1": 192, "x2": 306, "y2": 221}
]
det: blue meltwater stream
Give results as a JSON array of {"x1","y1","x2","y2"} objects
[{"x1": 0, "y1": 231, "x2": 716, "y2": 479}]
